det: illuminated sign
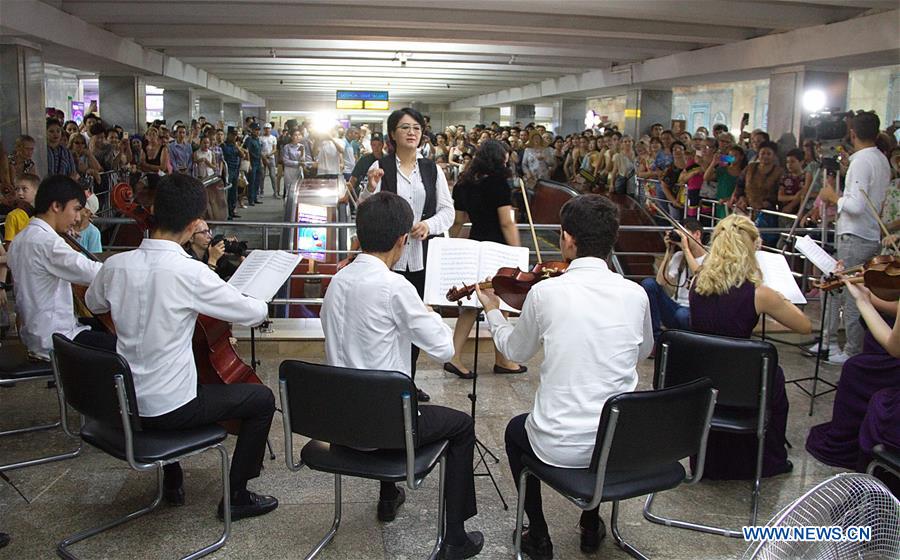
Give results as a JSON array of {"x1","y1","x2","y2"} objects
[{"x1": 336, "y1": 90, "x2": 389, "y2": 111}]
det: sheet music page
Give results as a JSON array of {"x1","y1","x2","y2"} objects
[
  {"x1": 794, "y1": 235, "x2": 837, "y2": 276},
  {"x1": 756, "y1": 250, "x2": 807, "y2": 304},
  {"x1": 424, "y1": 238, "x2": 481, "y2": 308},
  {"x1": 228, "y1": 250, "x2": 301, "y2": 301}
]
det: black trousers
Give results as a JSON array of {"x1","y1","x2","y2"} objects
[
  {"x1": 397, "y1": 268, "x2": 427, "y2": 379},
  {"x1": 505, "y1": 413, "x2": 599, "y2": 536},
  {"x1": 380, "y1": 405, "x2": 477, "y2": 525},
  {"x1": 141, "y1": 384, "x2": 276, "y2": 492}
]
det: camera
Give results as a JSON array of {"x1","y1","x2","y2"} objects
[
  {"x1": 667, "y1": 230, "x2": 681, "y2": 244},
  {"x1": 211, "y1": 234, "x2": 248, "y2": 257}
]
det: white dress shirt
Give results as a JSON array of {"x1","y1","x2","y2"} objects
[
  {"x1": 7, "y1": 218, "x2": 101, "y2": 359},
  {"x1": 85, "y1": 239, "x2": 268, "y2": 417},
  {"x1": 666, "y1": 252, "x2": 706, "y2": 306},
  {"x1": 837, "y1": 146, "x2": 891, "y2": 241},
  {"x1": 361, "y1": 155, "x2": 455, "y2": 272},
  {"x1": 485, "y1": 257, "x2": 653, "y2": 468},
  {"x1": 316, "y1": 140, "x2": 342, "y2": 175},
  {"x1": 321, "y1": 253, "x2": 454, "y2": 376}
]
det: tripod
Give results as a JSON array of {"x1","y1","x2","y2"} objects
[{"x1": 467, "y1": 308, "x2": 509, "y2": 510}]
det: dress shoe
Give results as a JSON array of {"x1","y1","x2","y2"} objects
[
  {"x1": 493, "y1": 364, "x2": 527, "y2": 374},
  {"x1": 256, "y1": 199, "x2": 264, "y2": 204},
  {"x1": 512, "y1": 527, "x2": 553, "y2": 560},
  {"x1": 417, "y1": 388, "x2": 431, "y2": 402},
  {"x1": 579, "y1": 518, "x2": 606, "y2": 553},
  {"x1": 377, "y1": 487, "x2": 405, "y2": 522},
  {"x1": 0, "y1": 532, "x2": 10, "y2": 549},
  {"x1": 217, "y1": 492, "x2": 278, "y2": 521},
  {"x1": 163, "y1": 485, "x2": 185, "y2": 506},
  {"x1": 441, "y1": 531, "x2": 484, "y2": 559},
  {"x1": 444, "y1": 362, "x2": 474, "y2": 380},
  {"x1": 231, "y1": 213, "x2": 241, "y2": 219}
]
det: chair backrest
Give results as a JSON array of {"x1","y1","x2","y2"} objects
[
  {"x1": 654, "y1": 330, "x2": 777, "y2": 410},
  {"x1": 590, "y1": 378, "x2": 716, "y2": 474},
  {"x1": 51, "y1": 333, "x2": 142, "y2": 431},
  {"x1": 279, "y1": 360, "x2": 417, "y2": 450}
]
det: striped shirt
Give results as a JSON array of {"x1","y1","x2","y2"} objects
[{"x1": 47, "y1": 144, "x2": 76, "y2": 176}]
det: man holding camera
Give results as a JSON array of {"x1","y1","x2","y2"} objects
[
  {"x1": 184, "y1": 220, "x2": 242, "y2": 281},
  {"x1": 640, "y1": 219, "x2": 706, "y2": 347}
]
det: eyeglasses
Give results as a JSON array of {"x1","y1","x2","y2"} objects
[
  {"x1": 396, "y1": 124, "x2": 422, "y2": 134},
  {"x1": 194, "y1": 229, "x2": 212, "y2": 237}
]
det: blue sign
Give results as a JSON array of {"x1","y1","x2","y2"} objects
[{"x1": 336, "y1": 90, "x2": 389, "y2": 102}]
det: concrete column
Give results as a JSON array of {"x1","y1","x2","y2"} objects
[
  {"x1": 767, "y1": 67, "x2": 848, "y2": 151},
  {"x1": 479, "y1": 107, "x2": 501, "y2": 126},
  {"x1": 512, "y1": 104, "x2": 535, "y2": 123},
  {"x1": 0, "y1": 42, "x2": 47, "y2": 177},
  {"x1": 560, "y1": 98, "x2": 587, "y2": 136},
  {"x1": 623, "y1": 88, "x2": 672, "y2": 138},
  {"x1": 163, "y1": 88, "x2": 196, "y2": 126},
  {"x1": 98, "y1": 75, "x2": 146, "y2": 134},
  {"x1": 198, "y1": 97, "x2": 223, "y2": 125},
  {"x1": 223, "y1": 102, "x2": 242, "y2": 127}
]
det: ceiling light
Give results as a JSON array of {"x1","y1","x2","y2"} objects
[
  {"x1": 508, "y1": 55, "x2": 517, "y2": 65},
  {"x1": 802, "y1": 89, "x2": 826, "y2": 113}
]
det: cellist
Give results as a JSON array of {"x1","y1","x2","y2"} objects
[{"x1": 85, "y1": 173, "x2": 278, "y2": 521}]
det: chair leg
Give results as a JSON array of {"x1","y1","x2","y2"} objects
[
  {"x1": 610, "y1": 500, "x2": 650, "y2": 560},
  {"x1": 750, "y1": 430, "x2": 765, "y2": 527},
  {"x1": 427, "y1": 454, "x2": 447, "y2": 560},
  {"x1": 266, "y1": 437, "x2": 276, "y2": 460},
  {"x1": 642, "y1": 492, "x2": 742, "y2": 538},
  {"x1": 0, "y1": 439, "x2": 82, "y2": 472},
  {"x1": 0, "y1": 419, "x2": 61, "y2": 437},
  {"x1": 304, "y1": 474, "x2": 342, "y2": 560},
  {"x1": 513, "y1": 469, "x2": 529, "y2": 560},
  {"x1": 57, "y1": 443, "x2": 231, "y2": 560}
]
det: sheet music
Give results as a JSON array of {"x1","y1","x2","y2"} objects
[
  {"x1": 228, "y1": 250, "x2": 301, "y2": 301},
  {"x1": 756, "y1": 251, "x2": 807, "y2": 304},
  {"x1": 794, "y1": 235, "x2": 837, "y2": 276}
]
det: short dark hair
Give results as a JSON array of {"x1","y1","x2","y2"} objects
[
  {"x1": 356, "y1": 192, "x2": 413, "y2": 253},
  {"x1": 754, "y1": 130, "x2": 771, "y2": 142},
  {"x1": 785, "y1": 148, "x2": 804, "y2": 162},
  {"x1": 46, "y1": 117, "x2": 62, "y2": 130},
  {"x1": 682, "y1": 218, "x2": 702, "y2": 233},
  {"x1": 758, "y1": 140, "x2": 779, "y2": 156},
  {"x1": 560, "y1": 194, "x2": 619, "y2": 259},
  {"x1": 670, "y1": 140, "x2": 687, "y2": 151},
  {"x1": 153, "y1": 174, "x2": 207, "y2": 234},
  {"x1": 34, "y1": 175, "x2": 86, "y2": 214},
  {"x1": 851, "y1": 111, "x2": 880, "y2": 142},
  {"x1": 386, "y1": 107, "x2": 426, "y2": 151}
]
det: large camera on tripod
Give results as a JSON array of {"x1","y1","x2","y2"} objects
[{"x1": 803, "y1": 110, "x2": 853, "y2": 175}]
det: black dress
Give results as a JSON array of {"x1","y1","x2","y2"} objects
[{"x1": 452, "y1": 174, "x2": 512, "y2": 244}]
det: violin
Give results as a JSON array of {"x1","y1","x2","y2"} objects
[
  {"x1": 446, "y1": 261, "x2": 568, "y2": 310},
  {"x1": 817, "y1": 255, "x2": 900, "y2": 301}
]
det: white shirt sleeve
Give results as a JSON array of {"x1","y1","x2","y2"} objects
[
  {"x1": 84, "y1": 266, "x2": 110, "y2": 314},
  {"x1": 423, "y1": 168, "x2": 455, "y2": 234},
  {"x1": 638, "y1": 295, "x2": 653, "y2": 360},
  {"x1": 485, "y1": 290, "x2": 542, "y2": 364},
  {"x1": 189, "y1": 265, "x2": 269, "y2": 327},
  {"x1": 390, "y1": 280, "x2": 454, "y2": 363},
  {"x1": 665, "y1": 251, "x2": 684, "y2": 285},
  {"x1": 43, "y1": 237, "x2": 102, "y2": 287},
  {"x1": 837, "y1": 158, "x2": 871, "y2": 216},
  {"x1": 359, "y1": 160, "x2": 382, "y2": 200}
]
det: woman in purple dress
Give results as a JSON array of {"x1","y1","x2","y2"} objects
[{"x1": 689, "y1": 214, "x2": 812, "y2": 479}]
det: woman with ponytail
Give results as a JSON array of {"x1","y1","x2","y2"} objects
[{"x1": 689, "y1": 214, "x2": 811, "y2": 479}]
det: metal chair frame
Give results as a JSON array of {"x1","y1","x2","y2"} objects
[
  {"x1": 643, "y1": 339, "x2": 771, "y2": 538},
  {"x1": 52, "y1": 352, "x2": 232, "y2": 560},
  {"x1": 513, "y1": 387, "x2": 717, "y2": 560},
  {"x1": 867, "y1": 444, "x2": 900, "y2": 480},
  {"x1": 280, "y1": 378, "x2": 448, "y2": 560}
]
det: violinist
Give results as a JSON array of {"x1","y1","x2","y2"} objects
[
  {"x1": 475, "y1": 195, "x2": 652, "y2": 557},
  {"x1": 85, "y1": 174, "x2": 277, "y2": 520},
  {"x1": 7, "y1": 175, "x2": 115, "y2": 360}
]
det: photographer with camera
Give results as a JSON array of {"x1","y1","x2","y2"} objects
[
  {"x1": 184, "y1": 220, "x2": 243, "y2": 281},
  {"x1": 640, "y1": 218, "x2": 706, "y2": 347}
]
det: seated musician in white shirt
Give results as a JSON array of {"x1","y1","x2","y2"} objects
[
  {"x1": 475, "y1": 194, "x2": 653, "y2": 559},
  {"x1": 85, "y1": 173, "x2": 276, "y2": 521},
  {"x1": 7, "y1": 175, "x2": 116, "y2": 359},
  {"x1": 320, "y1": 191, "x2": 483, "y2": 560}
]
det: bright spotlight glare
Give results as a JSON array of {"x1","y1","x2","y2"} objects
[
  {"x1": 802, "y1": 89, "x2": 826, "y2": 113},
  {"x1": 311, "y1": 112, "x2": 338, "y2": 134}
]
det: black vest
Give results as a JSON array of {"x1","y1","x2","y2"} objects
[{"x1": 378, "y1": 155, "x2": 438, "y2": 221}]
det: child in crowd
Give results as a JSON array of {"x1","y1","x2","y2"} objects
[
  {"x1": 4, "y1": 173, "x2": 39, "y2": 242},
  {"x1": 778, "y1": 148, "x2": 806, "y2": 216},
  {"x1": 193, "y1": 136, "x2": 216, "y2": 178},
  {"x1": 73, "y1": 194, "x2": 102, "y2": 254}
]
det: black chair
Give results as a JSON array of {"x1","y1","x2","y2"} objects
[
  {"x1": 279, "y1": 360, "x2": 449, "y2": 560},
  {"x1": 643, "y1": 329, "x2": 778, "y2": 538},
  {"x1": 50, "y1": 334, "x2": 231, "y2": 560},
  {"x1": 0, "y1": 342, "x2": 82, "y2": 471},
  {"x1": 513, "y1": 379, "x2": 717, "y2": 560},
  {"x1": 867, "y1": 444, "x2": 900, "y2": 481}
]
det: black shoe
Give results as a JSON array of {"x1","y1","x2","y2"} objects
[
  {"x1": 493, "y1": 364, "x2": 527, "y2": 374},
  {"x1": 46, "y1": 380, "x2": 57, "y2": 389},
  {"x1": 377, "y1": 487, "x2": 406, "y2": 522},
  {"x1": 217, "y1": 492, "x2": 278, "y2": 521},
  {"x1": 163, "y1": 486, "x2": 185, "y2": 507},
  {"x1": 0, "y1": 532, "x2": 9, "y2": 549},
  {"x1": 444, "y1": 362, "x2": 474, "y2": 380},
  {"x1": 441, "y1": 531, "x2": 484, "y2": 559},
  {"x1": 513, "y1": 527, "x2": 553, "y2": 560},
  {"x1": 579, "y1": 518, "x2": 606, "y2": 553},
  {"x1": 255, "y1": 199, "x2": 264, "y2": 204},
  {"x1": 417, "y1": 388, "x2": 431, "y2": 403},
  {"x1": 231, "y1": 212, "x2": 241, "y2": 219}
]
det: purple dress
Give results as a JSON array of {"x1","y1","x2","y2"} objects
[
  {"x1": 689, "y1": 282, "x2": 792, "y2": 479},
  {"x1": 806, "y1": 328, "x2": 900, "y2": 470}
]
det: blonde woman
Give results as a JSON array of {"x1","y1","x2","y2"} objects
[{"x1": 689, "y1": 214, "x2": 810, "y2": 480}]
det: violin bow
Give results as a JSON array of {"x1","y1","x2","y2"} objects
[
  {"x1": 861, "y1": 189, "x2": 899, "y2": 254},
  {"x1": 518, "y1": 178, "x2": 543, "y2": 264}
]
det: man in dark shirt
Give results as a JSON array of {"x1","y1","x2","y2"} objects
[
  {"x1": 348, "y1": 132, "x2": 385, "y2": 203},
  {"x1": 242, "y1": 123, "x2": 263, "y2": 206},
  {"x1": 221, "y1": 129, "x2": 243, "y2": 219}
]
